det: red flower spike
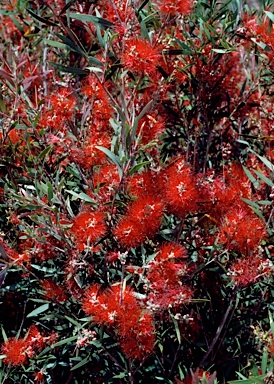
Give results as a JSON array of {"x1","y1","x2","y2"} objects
[
  {"x1": 113, "y1": 195, "x2": 164, "y2": 248},
  {"x1": 155, "y1": 0, "x2": 194, "y2": 16},
  {"x1": 1, "y1": 338, "x2": 29, "y2": 366},
  {"x1": 70, "y1": 211, "x2": 107, "y2": 250},
  {"x1": 228, "y1": 255, "x2": 273, "y2": 286},
  {"x1": 41, "y1": 279, "x2": 68, "y2": 303},
  {"x1": 219, "y1": 205, "x2": 267, "y2": 254},
  {"x1": 163, "y1": 159, "x2": 198, "y2": 217},
  {"x1": 121, "y1": 37, "x2": 161, "y2": 75}
]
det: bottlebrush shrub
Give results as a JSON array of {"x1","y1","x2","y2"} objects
[{"x1": 0, "y1": 0, "x2": 274, "y2": 383}]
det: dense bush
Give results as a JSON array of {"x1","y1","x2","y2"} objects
[{"x1": 0, "y1": 0, "x2": 273, "y2": 383}]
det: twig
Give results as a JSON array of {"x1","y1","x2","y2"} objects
[{"x1": 199, "y1": 288, "x2": 238, "y2": 367}]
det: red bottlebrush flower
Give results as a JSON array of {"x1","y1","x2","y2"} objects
[
  {"x1": 146, "y1": 242, "x2": 192, "y2": 311},
  {"x1": 41, "y1": 279, "x2": 68, "y2": 303},
  {"x1": 156, "y1": 242, "x2": 188, "y2": 261},
  {"x1": 106, "y1": 251, "x2": 120, "y2": 264},
  {"x1": 219, "y1": 205, "x2": 267, "y2": 254},
  {"x1": 127, "y1": 170, "x2": 161, "y2": 197},
  {"x1": 39, "y1": 86, "x2": 76, "y2": 132},
  {"x1": 137, "y1": 113, "x2": 165, "y2": 145},
  {"x1": 113, "y1": 195, "x2": 164, "y2": 248},
  {"x1": 74, "y1": 132, "x2": 111, "y2": 169},
  {"x1": 154, "y1": 0, "x2": 194, "y2": 16},
  {"x1": 162, "y1": 159, "x2": 198, "y2": 217},
  {"x1": 70, "y1": 210, "x2": 107, "y2": 250},
  {"x1": 228, "y1": 255, "x2": 273, "y2": 286},
  {"x1": 1, "y1": 338, "x2": 28, "y2": 366},
  {"x1": 34, "y1": 370, "x2": 45, "y2": 383},
  {"x1": 119, "y1": 313, "x2": 155, "y2": 360},
  {"x1": 121, "y1": 37, "x2": 161, "y2": 75},
  {"x1": 25, "y1": 325, "x2": 46, "y2": 352},
  {"x1": 83, "y1": 284, "x2": 155, "y2": 360}
]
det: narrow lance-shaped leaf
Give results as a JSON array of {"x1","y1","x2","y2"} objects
[
  {"x1": 95, "y1": 146, "x2": 123, "y2": 179},
  {"x1": 27, "y1": 8, "x2": 58, "y2": 26},
  {"x1": 27, "y1": 303, "x2": 49, "y2": 318},
  {"x1": 49, "y1": 62, "x2": 88, "y2": 75},
  {"x1": 69, "y1": 13, "x2": 114, "y2": 27}
]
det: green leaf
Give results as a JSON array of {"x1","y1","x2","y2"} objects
[
  {"x1": 170, "y1": 314, "x2": 181, "y2": 344},
  {"x1": 131, "y1": 99, "x2": 153, "y2": 142},
  {"x1": 1, "y1": 326, "x2": 8, "y2": 342},
  {"x1": 70, "y1": 355, "x2": 90, "y2": 371},
  {"x1": 250, "y1": 38, "x2": 271, "y2": 51},
  {"x1": 45, "y1": 39, "x2": 71, "y2": 50},
  {"x1": 253, "y1": 170, "x2": 274, "y2": 187},
  {"x1": 174, "y1": 39, "x2": 194, "y2": 54},
  {"x1": 69, "y1": 13, "x2": 114, "y2": 27},
  {"x1": 27, "y1": 303, "x2": 49, "y2": 318},
  {"x1": 269, "y1": 311, "x2": 274, "y2": 335},
  {"x1": 137, "y1": 0, "x2": 149, "y2": 13},
  {"x1": 212, "y1": 48, "x2": 232, "y2": 53},
  {"x1": 47, "y1": 182, "x2": 53, "y2": 203},
  {"x1": 264, "y1": 10, "x2": 274, "y2": 23},
  {"x1": 261, "y1": 351, "x2": 268, "y2": 375},
  {"x1": 248, "y1": 149, "x2": 274, "y2": 172},
  {"x1": 243, "y1": 166, "x2": 260, "y2": 189},
  {"x1": 65, "y1": 316, "x2": 81, "y2": 327},
  {"x1": 51, "y1": 335, "x2": 78, "y2": 348},
  {"x1": 55, "y1": 33, "x2": 85, "y2": 56},
  {"x1": 241, "y1": 198, "x2": 261, "y2": 210},
  {"x1": 95, "y1": 146, "x2": 122, "y2": 179},
  {"x1": 112, "y1": 372, "x2": 127, "y2": 379},
  {"x1": 38, "y1": 146, "x2": 53, "y2": 161},
  {"x1": 27, "y1": 8, "x2": 58, "y2": 26},
  {"x1": 128, "y1": 161, "x2": 151, "y2": 175},
  {"x1": 65, "y1": 190, "x2": 96, "y2": 204},
  {"x1": 49, "y1": 62, "x2": 88, "y2": 75},
  {"x1": 59, "y1": 0, "x2": 78, "y2": 15}
]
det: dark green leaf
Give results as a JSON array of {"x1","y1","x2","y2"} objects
[
  {"x1": 69, "y1": 13, "x2": 114, "y2": 27},
  {"x1": 27, "y1": 8, "x2": 58, "y2": 26},
  {"x1": 59, "y1": 0, "x2": 78, "y2": 15},
  {"x1": 70, "y1": 356, "x2": 90, "y2": 371},
  {"x1": 49, "y1": 62, "x2": 88, "y2": 75}
]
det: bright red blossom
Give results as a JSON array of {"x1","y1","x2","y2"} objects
[
  {"x1": 113, "y1": 194, "x2": 164, "y2": 248},
  {"x1": 161, "y1": 159, "x2": 198, "y2": 217},
  {"x1": 219, "y1": 205, "x2": 267, "y2": 254},
  {"x1": 229, "y1": 255, "x2": 273, "y2": 286},
  {"x1": 146, "y1": 243, "x2": 192, "y2": 311},
  {"x1": 70, "y1": 210, "x2": 107, "y2": 250},
  {"x1": 121, "y1": 37, "x2": 161, "y2": 75},
  {"x1": 155, "y1": 0, "x2": 194, "y2": 16},
  {"x1": 82, "y1": 284, "x2": 155, "y2": 360},
  {"x1": 41, "y1": 279, "x2": 68, "y2": 302},
  {"x1": 1, "y1": 338, "x2": 28, "y2": 366}
]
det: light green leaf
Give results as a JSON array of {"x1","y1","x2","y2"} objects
[
  {"x1": 269, "y1": 311, "x2": 274, "y2": 335},
  {"x1": 65, "y1": 190, "x2": 96, "y2": 204},
  {"x1": 45, "y1": 39, "x2": 69, "y2": 50},
  {"x1": 1, "y1": 326, "x2": 7, "y2": 342},
  {"x1": 69, "y1": 13, "x2": 114, "y2": 27},
  {"x1": 27, "y1": 303, "x2": 49, "y2": 318},
  {"x1": 70, "y1": 355, "x2": 90, "y2": 371},
  {"x1": 128, "y1": 161, "x2": 151, "y2": 175},
  {"x1": 264, "y1": 10, "x2": 274, "y2": 22},
  {"x1": 95, "y1": 146, "x2": 122, "y2": 179},
  {"x1": 253, "y1": 170, "x2": 274, "y2": 187},
  {"x1": 51, "y1": 335, "x2": 78, "y2": 348},
  {"x1": 249, "y1": 149, "x2": 274, "y2": 172},
  {"x1": 243, "y1": 166, "x2": 260, "y2": 189},
  {"x1": 261, "y1": 351, "x2": 268, "y2": 375}
]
